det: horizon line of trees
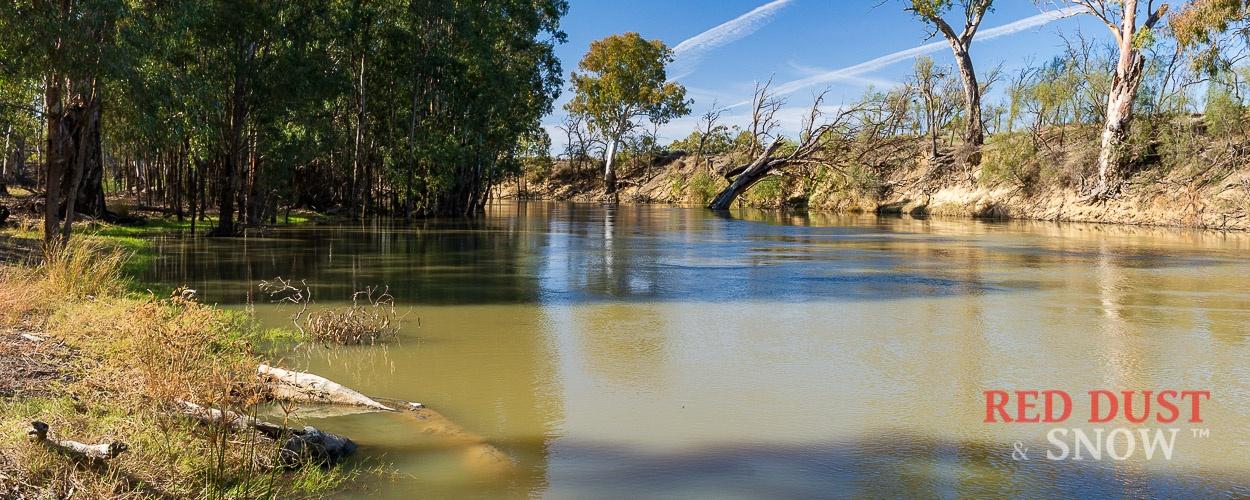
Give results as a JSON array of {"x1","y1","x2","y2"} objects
[{"x1": 550, "y1": 0, "x2": 1250, "y2": 209}]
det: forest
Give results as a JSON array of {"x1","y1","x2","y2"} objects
[
  {"x1": 7, "y1": 1, "x2": 1250, "y2": 499},
  {"x1": 4, "y1": 0, "x2": 1250, "y2": 241},
  {"x1": 0, "y1": 0, "x2": 566, "y2": 242}
]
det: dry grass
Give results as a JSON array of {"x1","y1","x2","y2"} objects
[
  {"x1": 258, "y1": 279, "x2": 401, "y2": 346},
  {"x1": 304, "y1": 288, "x2": 400, "y2": 346},
  {"x1": 0, "y1": 240, "x2": 351, "y2": 498}
]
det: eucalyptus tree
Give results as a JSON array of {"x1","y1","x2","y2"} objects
[
  {"x1": 0, "y1": 0, "x2": 131, "y2": 243},
  {"x1": 907, "y1": 0, "x2": 993, "y2": 161},
  {"x1": 566, "y1": 32, "x2": 689, "y2": 195},
  {"x1": 1066, "y1": 0, "x2": 1170, "y2": 199}
]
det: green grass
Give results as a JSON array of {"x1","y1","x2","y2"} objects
[{"x1": 0, "y1": 238, "x2": 355, "y2": 498}]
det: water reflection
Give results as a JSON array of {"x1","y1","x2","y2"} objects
[{"x1": 139, "y1": 202, "x2": 1250, "y2": 498}]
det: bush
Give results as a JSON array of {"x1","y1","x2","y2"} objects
[
  {"x1": 686, "y1": 170, "x2": 720, "y2": 205},
  {"x1": 980, "y1": 134, "x2": 1039, "y2": 190},
  {"x1": 743, "y1": 176, "x2": 785, "y2": 207}
]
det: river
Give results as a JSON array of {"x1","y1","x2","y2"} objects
[{"x1": 140, "y1": 201, "x2": 1250, "y2": 498}]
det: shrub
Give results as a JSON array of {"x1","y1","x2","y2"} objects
[
  {"x1": 686, "y1": 170, "x2": 720, "y2": 205},
  {"x1": 980, "y1": 134, "x2": 1039, "y2": 190}
]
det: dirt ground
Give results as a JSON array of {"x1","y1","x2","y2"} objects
[{"x1": 0, "y1": 330, "x2": 74, "y2": 399}]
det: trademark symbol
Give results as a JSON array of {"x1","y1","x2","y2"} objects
[{"x1": 1191, "y1": 428, "x2": 1210, "y2": 438}]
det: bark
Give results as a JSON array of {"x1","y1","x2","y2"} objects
[
  {"x1": 27, "y1": 421, "x2": 128, "y2": 461},
  {"x1": 1, "y1": 123, "x2": 10, "y2": 196},
  {"x1": 952, "y1": 48, "x2": 984, "y2": 154},
  {"x1": 176, "y1": 401, "x2": 357, "y2": 467},
  {"x1": 258, "y1": 364, "x2": 394, "y2": 411},
  {"x1": 60, "y1": 98, "x2": 102, "y2": 240},
  {"x1": 1089, "y1": 0, "x2": 1169, "y2": 198},
  {"x1": 603, "y1": 138, "x2": 619, "y2": 194},
  {"x1": 44, "y1": 76, "x2": 63, "y2": 246},
  {"x1": 708, "y1": 139, "x2": 785, "y2": 210},
  {"x1": 1095, "y1": 53, "x2": 1144, "y2": 197}
]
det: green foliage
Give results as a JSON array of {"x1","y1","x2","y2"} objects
[
  {"x1": 980, "y1": 133, "x2": 1039, "y2": 189},
  {"x1": 670, "y1": 126, "x2": 735, "y2": 156},
  {"x1": 1204, "y1": 81, "x2": 1246, "y2": 137},
  {"x1": 686, "y1": 170, "x2": 720, "y2": 204},
  {"x1": 743, "y1": 176, "x2": 785, "y2": 207},
  {"x1": 566, "y1": 33, "x2": 691, "y2": 146}
]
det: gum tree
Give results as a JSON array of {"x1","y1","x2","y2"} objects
[
  {"x1": 1068, "y1": 0, "x2": 1170, "y2": 198},
  {"x1": 566, "y1": 32, "x2": 689, "y2": 195},
  {"x1": 907, "y1": 0, "x2": 993, "y2": 164}
]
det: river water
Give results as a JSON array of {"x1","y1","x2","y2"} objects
[{"x1": 141, "y1": 201, "x2": 1250, "y2": 498}]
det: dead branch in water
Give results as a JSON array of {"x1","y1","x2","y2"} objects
[
  {"x1": 257, "y1": 277, "x2": 311, "y2": 336},
  {"x1": 258, "y1": 364, "x2": 516, "y2": 475},
  {"x1": 305, "y1": 286, "x2": 399, "y2": 345},
  {"x1": 258, "y1": 279, "x2": 401, "y2": 344}
]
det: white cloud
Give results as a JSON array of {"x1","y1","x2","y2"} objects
[
  {"x1": 734, "y1": 5, "x2": 1085, "y2": 107},
  {"x1": 669, "y1": 0, "x2": 794, "y2": 81}
]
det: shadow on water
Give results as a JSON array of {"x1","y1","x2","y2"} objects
[{"x1": 336, "y1": 431, "x2": 1250, "y2": 498}]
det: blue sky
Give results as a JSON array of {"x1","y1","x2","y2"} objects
[{"x1": 545, "y1": 0, "x2": 1123, "y2": 149}]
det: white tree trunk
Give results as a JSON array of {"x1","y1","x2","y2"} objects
[
  {"x1": 1096, "y1": 1, "x2": 1145, "y2": 198},
  {"x1": 604, "y1": 138, "x2": 619, "y2": 194},
  {"x1": 258, "y1": 363, "x2": 394, "y2": 411}
]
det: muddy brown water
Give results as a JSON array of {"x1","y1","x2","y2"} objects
[{"x1": 140, "y1": 201, "x2": 1250, "y2": 498}]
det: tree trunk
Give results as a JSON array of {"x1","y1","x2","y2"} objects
[
  {"x1": 708, "y1": 139, "x2": 784, "y2": 210},
  {"x1": 1095, "y1": 45, "x2": 1146, "y2": 198},
  {"x1": 214, "y1": 64, "x2": 247, "y2": 236},
  {"x1": 44, "y1": 76, "x2": 64, "y2": 247},
  {"x1": 1, "y1": 123, "x2": 10, "y2": 196},
  {"x1": 603, "y1": 138, "x2": 618, "y2": 194},
  {"x1": 952, "y1": 48, "x2": 983, "y2": 163}
]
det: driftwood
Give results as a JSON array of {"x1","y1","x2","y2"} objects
[
  {"x1": 258, "y1": 364, "x2": 394, "y2": 411},
  {"x1": 373, "y1": 397, "x2": 515, "y2": 475},
  {"x1": 27, "y1": 421, "x2": 127, "y2": 461},
  {"x1": 176, "y1": 401, "x2": 357, "y2": 467},
  {"x1": 257, "y1": 365, "x2": 515, "y2": 475}
]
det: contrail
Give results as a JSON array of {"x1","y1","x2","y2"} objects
[
  {"x1": 669, "y1": 0, "x2": 794, "y2": 81},
  {"x1": 735, "y1": 5, "x2": 1084, "y2": 106}
]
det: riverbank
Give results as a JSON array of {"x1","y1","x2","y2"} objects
[
  {"x1": 0, "y1": 239, "x2": 353, "y2": 497},
  {"x1": 498, "y1": 133, "x2": 1250, "y2": 231}
]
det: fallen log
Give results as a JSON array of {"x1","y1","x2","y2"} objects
[
  {"x1": 256, "y1": 365, "x2": 515, "y2": 476},
  {"x1": 373, "y1": 397, "x2": 515, "y2": 475},
  {"x1": 259, "y1": 364, "x2": 394, "y2": 411},
  {"x1": 176, "y1": 401, "x2": 357, "y2": 467},
  {"x1": 27, "y1": 421, "x2": 127, "y2": 461}
]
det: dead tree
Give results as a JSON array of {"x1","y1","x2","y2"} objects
[
  {"x1": 176, "y1": 401, "x2": 357, "y2": 467},
  {"x1": 694, "y1": 101, "x2": 725, "y2": 168},
  {"x1": 747, "y1": 79, "x2": 784, "y2": 158},
  {"x1": 258, "y1": 363, "x2": 394, "y2": 411},
  {"x1": 709, "y1": 90, "x2": 849, "y2": 210}
]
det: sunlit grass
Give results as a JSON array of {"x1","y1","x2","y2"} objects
[{"x1": 0, "y1": 235, "x2": 355, "y2": 498}]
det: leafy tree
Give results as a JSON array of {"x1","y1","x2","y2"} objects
[
  {"x1": 907, "y1": 0, "x2": 993, "y2": 162},
  {"x1": 566, "y1": 32, "x2": 689, "y2": 195}
]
